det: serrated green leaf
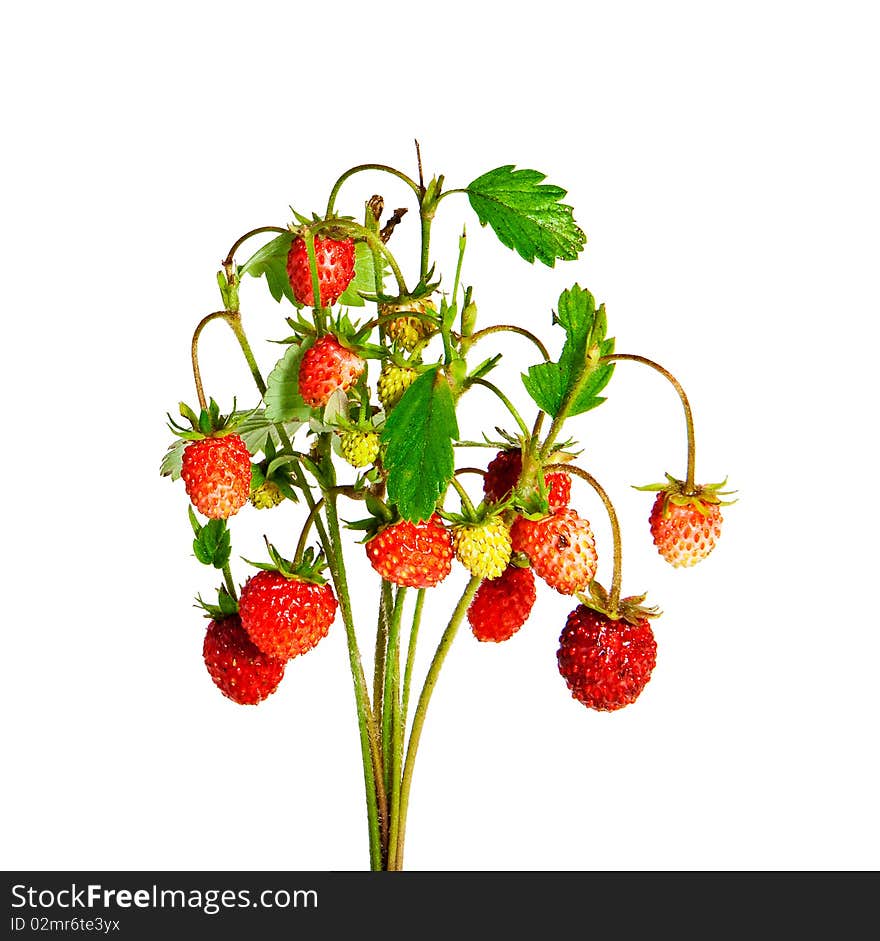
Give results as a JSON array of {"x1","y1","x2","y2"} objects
[
  {"x1": 264, "y1": 343, "x2": 314, "y2": 422},
  {"x1": 232, "y1": 407, "x2": 303, "y2": 456},
  {"x1": 160, "y1": 439, "x2": 186, "y2": 480},
  {"x1": 521, "y1": 285, "x2": 614, "y2": 417},
  {"x1": 239, "y1": 232, "x2": 297, "y2": 305},
  {"x1": 193, "y1": 518, "x2": 231, "y2": 568},
  {"x1": 466, "y1": 166, "x2": 586, "y2": 267},
  {"x1": 337, "y1": 240, "x2": 386, "y2": 306},
  {"x1": 382, "y1": 366, "x2": 459, "y2": 521}
]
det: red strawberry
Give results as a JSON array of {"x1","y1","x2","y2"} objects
[
  {"x1": 181, "y1": 434, "x2": 251, "y2": 519},
  {"x1": 298, "y1": 334, "x2": 365, "y2": 408},
  {"x1": 557, "y1": 605, "x2": 657, "y2": 711},
  {"x1": 203, "y1": 616, "x2": 286, "y2": 705},
  {"x1": 365, "y1": 514, "x2": 453, "y2": 589},
  {"x1": 238, "y1": 569, "x2": 337, "y2": 661},
  {"x1": 483, "y1": 449, "x2": 571, "y2": 511},
  {"x1": 511, "y1": 507, "x2": 597, "y2": 595},
  {"x1": 287, "y1": 235, "x2": 356, "y2": 307},
  {"x1": 649, "y1": 494, "x2": 723, "y2": 568},
  {"x1": 467, "y1": 565, "x2": 536, "y2": 642}
]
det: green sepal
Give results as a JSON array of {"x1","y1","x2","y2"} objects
[
  {"x1": 195, "y1": 585, "x2": 239, "y2": 620},
  {"x1": 242, "y1": 540, "x2": 329, "y2": 585},
  {"x1": 188, "y1": 508, "x2": 232, "y2": 569},
  {"x1": 466, "y1": 165, "x2": 586, "y2": 267}
]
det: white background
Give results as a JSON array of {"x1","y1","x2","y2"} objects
[{"x1": 2, "y1": 1, "x2": 878, "y2": 872}]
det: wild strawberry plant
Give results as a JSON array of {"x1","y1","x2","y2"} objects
[{"x1": 161, "y1": 146, "x2": 733, "y2": 870}]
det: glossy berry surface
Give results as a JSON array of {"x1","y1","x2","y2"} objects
[
  {"x1": 468, "y1": 565, "x2": 536, "y2": 642},
  {"x1": 365, "y1": 514, "x2": 453, "y2": 588},
  {"x1": 181, "y1": 434, "x2": 251, "y2": 520},
  {"x1": 286, "y1": 235, "x2": 356, "y2": 307},
  {"x1": 203, "y1": 616, "x2": 286, "y2": 705}
]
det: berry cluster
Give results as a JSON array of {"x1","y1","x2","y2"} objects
[{"x1": 161, "y1": 152, "x2": 732, "y2": 869}]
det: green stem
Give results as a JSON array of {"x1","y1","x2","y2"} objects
[
  {"x1": 465, "y1": 325, "x2": 550, "y2": 361},
  {"x1": 539, "y1": 350, "x2": 601, "y2": 460},
  {"x1": 600, "y1": 353, "x2": 697, "y2": 492},
  {"x1": 190, "y1": 311, "x2": 230, "y2": 410},
  {"x1": 546, "y1": 463, "x2": 623, "y2": 616},
  {"x1": 419, "y1": 210, "x2": 433, "y2": 284},
  {"x1": 401, "y1": 588, "x2": 425, "y2": 727},
  {"x1": 469, "y1": 377, "x2": 531, "y2": 439},
  {"x1": 221, "y1": 563, "x2": 237, "y2": 601},
  {"x1": 382, "y1": 587, "x2": 407, "y2": 795},
  {"x1": 303, "y1": 230, "x2": 327, "y2": 333},
  {"x1": 449, "y1": 475, "x2": 477, "y2": 517},
  {"x1": 326, "y1": 164, "x2": 422, "y2": 218},
  {"x1": 223, "y1": 226, "x2": 289, "y2": 268},
  {"x1": 395, "y1": 575, "x2": 480, "y2": 869},
  {"x1": 292, "y1": 497, "x2": 325, "y2": 567},
  {"x1": 374, "y1": 580, "x2": 393, "y2": 729},
  {"x1": 323, "y1": 485, "x2": 384, "y2": 870}
]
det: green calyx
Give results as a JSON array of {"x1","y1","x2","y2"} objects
[
  {"x1": 576, "y1": 581, "x2": 661, "y2": 626},
  {"x1": 195, "y1": 584, "x2": 239, "y2": 620},
  {"x1": 243, "y1": 539, "x2": 329, "y2": 585},
  {"x1": 168, "y1": 398, "x2": 250, "y2": 441},
  {"x1": 633, "y1": 473, "x2": 737, "y2": 517}
]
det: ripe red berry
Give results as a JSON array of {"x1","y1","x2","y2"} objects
[
  {"x1": 181, "y1": 434, "x2": 251, "y2": 519},
  {"x1": 286, "y1": 235, "x2": 356, "y2": 307},
  {"x1": 467, "y1": 565, "x2": 536, "y2": 642},
  {"x1": 483, "y1": 449, "x2": 570, "y2": 510},
  {"x1": 298, "y1": 334, "x2": 365, "y2": 409},
  {"x1": 649, "y1": 494, "x2": 723, "y2": 567},
  {"x1": 365, "y1": 514, "x2": 453, "y2": 589},
  {"x1": 557, "y1": 605, "x2": 657, "y2": 711},
  {"x1": 238, "y1": 570, "x2": 338, "y2": 661},
  {"x1": 202, "y1": 616, "x2": 286, "y2": 705},
  {"x1": 510, "y1": 507, "x2": 597, "y2": 595}
]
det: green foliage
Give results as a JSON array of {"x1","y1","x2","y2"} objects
[
  {"x1": 160, "y1": 439, "x2": 185, "y2": 480},
  {"x1": 337, "y1": 241, "x2": 386, "y2": 306},
  {"x1": 381, "y1": 367, "x2": 459, "y2": 521},
  {"x1": 189, "y1": 508, "x2": 232, "y2": 569},
  {"x1": 239, "y1": 232, "x2": 296, "y2": 304},
  {"x1": 264, "y1": 343, "x2": 313, "y2": 422},
  {"x1": 466, "y1": 166, "x2": 586, "y2": 267},
  {"x1": 522, "y1": 285, "x2": 615, "y2": 418}
]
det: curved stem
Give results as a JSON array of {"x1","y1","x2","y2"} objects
[
  {"x1": 190, "y1": 311, "x2": 231, "y2": 410},
  {"x1": 223, "y1": 226, "x2": 288, "y2": 268},
  {"x1": 292, "y1": 497, "x2": 325, "y2": 567},
  {"x1": 469, "y1": 378, "x2": 531, "y2": 439},
  {"x1": 466, "y1": 325, "x2": 551, "y2": 361},
  {"x1": 454, "y1": 466, "x2": 487, "y2": 478},
  {"x1": 395, "y1": 574, "x2": 480, "y2": 869},
  {"x1": 600, "y1": 353, "x2": 697, "y2": 491},
  {"x1": 326, "y1": 164, "x2": 422, "y2": 218},
  {"x1": 449, "y1": 475, "x2": 477, "y2": 517},
  {"x1": 546, "y1": 463, "x2": 623, "y2": 616}
]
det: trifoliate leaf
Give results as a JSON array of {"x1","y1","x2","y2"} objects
[
  {"x1": 382, "y1": 366, "x2": 459, "y2": 521},
  {"x1": 264, "y1": 342, "x2": 313, "y2": 423},
  {"x1": 337, "y1": 240, "x2": 387, "y2": 307},
  {"x1": 160, "y1": 438, "x2": 185, "y2": 480},
  {"x1": 466, "y1": 166, "x2": 586, "y2": 267},
  {"x1": 239, "y1": 232, "x2": 296, "y2": 305},
  {"x1": 522, "y1": 285, "x2": 615, "y2": 417},
  {"x1": 193, "y1": 518, "x2": 231, "y2": 569}
]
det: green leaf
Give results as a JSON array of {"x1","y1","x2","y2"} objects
[
  {"x1": 337, "y1": 240, "x2": 386, "y2": 307},
  {"x1": 160, "y1": 438, "x2": 185, "y2": 480},
  {"x1": 521, "y1": 286, "x2": 614, "y2": 417},
  {"x1": 232, "y1": 407, "x2": 304, "y2": 456},
  {"x1": 466, "y1": 166, "x2": 586, "y2": 267},
  {"x1": 239, "y1": 232, "x2": 296, "y2": 305},
  {"x1": 264, "y1": 343, "x2": 314, "y2": 422},
  {"x1": 382, "y1": 366, "x2": 459, "y2": 521},
  {"x1": 193, "y1": 518, "x2": 231, "y2": 569}
]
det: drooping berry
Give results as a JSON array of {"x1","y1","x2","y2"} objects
[
  {"x1": 511, "y1": 507, "x2": 597, "y2": 595},
  {"x1": 467, "y1": 565, "x2": 536, "y2": 642},
  {"x1": 286, "y1": 235, "x2": 356, "y2": 307},
  {"x1": 483, "y1": 449, "x2": 571, "y2": 510},
  {"x1": 340, "y1": 429, "x2": 381, "y2": 468},
  {"x1": 649, "y1": 494, "x2": 723, "y2": 567},
  {"x1": 452, "y1": 515, "x2": 512, "y2": 580},
  {"x1": 181, "y1": 434, "x2": 252, "y2": 520},
  {"x1": 365, "y1": 514, "x2": 453, "y2": 589},
  {"x1": 238, "y1": 570, "x2": 338, "y2": 661},
  {"x1": 377, "y1": 362, "x2": 417, "y2": 411},
  {"x1": 203, "y1": 616, "x2": 286, "y2": 705},
  {"x1": 557, "y1": 605, "x2": 657, "y2": 711},
  {"x1": 381, "y1": 299, "x2": 437, "y2": 351},
  {"x1": 298, "y1": 334, "x2": 365, "y2": 409}
]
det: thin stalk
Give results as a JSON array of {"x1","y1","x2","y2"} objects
[
  {"x1": 382, "y1": 587, "x2": 408, "y2": 797},
  {"x1": 304, "y1": 230, "x2": 327, "y2": 334},
  {"x1": 401, "y1": 588, "x2": 425, "y2": 727},
  {"x1": 292, "y1": 497, "x2": 326, "y2": 567},
  {"x1": 601, "y1": 353, "x2": 697, "y2": 492},
  {"x1": 221, "y1": 563, "x2": 237, "y2": 601},
  {"x1": 539, "y1": 350, "x2": 601, "y2": 460},
  {"x1": 323, "y1": 488, "x2": 384, "y2": 869},
  {"x1": 546, "y1": 463, "x2": 623, "y2": 616},
  {"x1": 374, "y1": 581, "x2": 393, "y2": 729},
  {"x1": 326, "y1": 164, "x2": 422, "y2": 217},
  {"x1": 395, "y1": 575, "x2": 480, "y2": 869},
  {"x1": 190, "y1": 311, "x2": 230, "y2": 410},
  {"x1": 223, "y1": 226, "x2": 289, "y2": 268},
  {"x1": 449, "y1": 475, "x2": 477, "y2": 517},
  {"x1": 469, "y1": 378, "x2": 531, "y2": 439},
  {"x1": 466, "y1": 325, "x2": 551, "y2": 361}
]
